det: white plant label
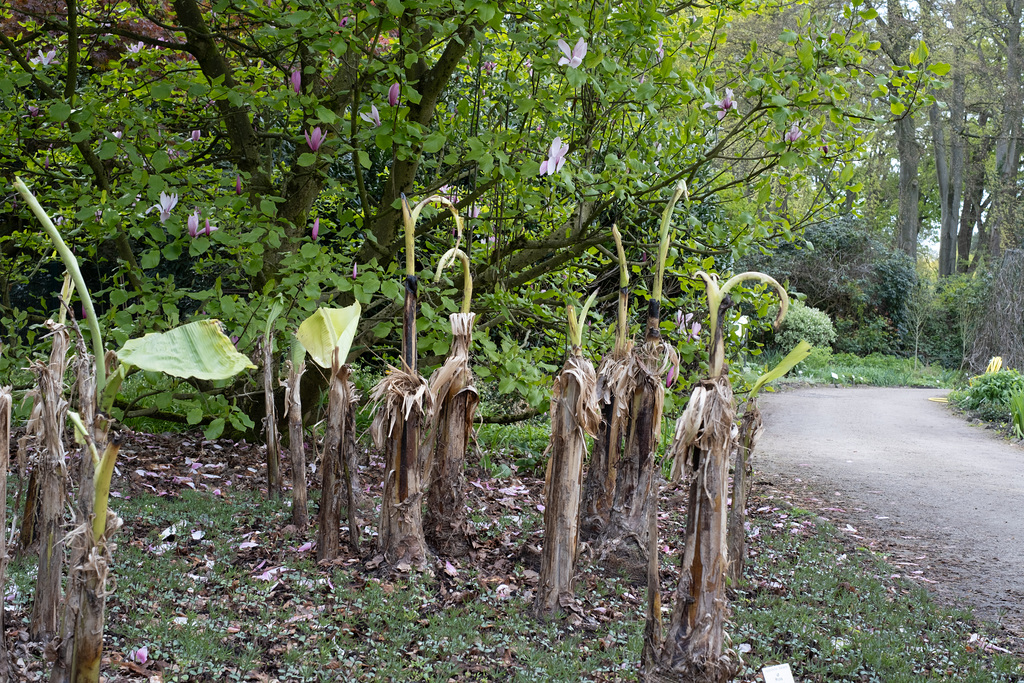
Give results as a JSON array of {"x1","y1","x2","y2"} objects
[{"x1": 762, "y1": 663, "x2": 796, "y2": 683}]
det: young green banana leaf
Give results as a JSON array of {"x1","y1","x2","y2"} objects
[{"x1": 118, "y1": 320, "x2": 256, "y2": 380}]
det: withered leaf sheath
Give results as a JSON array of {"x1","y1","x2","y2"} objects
[
  {"x1": 424, "y1": 313, "x2": 479, "y2": 556},
  {"x1": 536, "y1": 347, "x2": 599, "y2": 617},
  {"x1": 29, "y1": 321, "x2": 70, "y2": 641},
  {"x1": 370, "y1": 366, "x2": 434, "y2": 569},
  {"x1": 726, "y1": 399, "x2": 763, "y2": 586},
  {"x1": 283, "y1": 360, "x2": 308, "y2": 529},
  {"x1": 0, "y1": 385, "x2": 11, "y2": 679},
  {"x1": 263, "y1": 337, "x2": 282, "y2": 499},
  {"x1": 317, "y1": 363, "x2": 359, "y2": 560}
]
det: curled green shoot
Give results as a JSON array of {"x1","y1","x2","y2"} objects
[
  {"x1": 436, "y1": 247, "x2": 473, "y2": 314},
  {"x1": 652, "y1": 181, "x2": 688, "y2": 303},
  {"x1": 402, "y1": 194, "x2": 465, "y2": 277},
  {"x1": 14, "y1": 176, "x2": 106, "y2": 393},
  {"x1": 567, "y1": 290, "x2": 599, "y2": 348},
  {"x1": 694, "y1": 270, "x2": 789, "y2": 379}
]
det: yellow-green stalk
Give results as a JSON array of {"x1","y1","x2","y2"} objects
[{"x1": 14, "y1": 177, "x2": 106, "y2": 393}]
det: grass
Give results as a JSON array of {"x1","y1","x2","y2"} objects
[
  {"x1": 5, "y1": 437, "x2": 1021, "y2": 682},
  {"x1": 740, "y1": 350, "x2": 962, "y2": 390}
]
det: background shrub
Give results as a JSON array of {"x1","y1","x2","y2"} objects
[
  {"x1": 950, "y1": 369, "x2": 1024, "y2": 422},
  {"x1": 741, "y1": 215, "x2": 916, "y2": 356},
  {"x1": 771, "y1": 301, "x2": 837, "y2": 351}
]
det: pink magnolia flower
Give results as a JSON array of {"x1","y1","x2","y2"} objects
[
  {"x1": 235, "y1": 175, "x2": 243, "y2": 195},
  {"x1": 638, "y1": 75, "x2": 646, "y2": 85},
  {"x1": 557, "y1": 37, "x2": 587, "y2": 68},
  {"x1": 126, "y1": 41, "x2": 146, "y2": 54},
  {"x1": 352, "y1": 262, "x2": 358, "y2": 278},
  {"x1": 666, "y1": 365, "x2": 677, "y2": 388},
  {"x1": 785, "y1": 123, "x2": 802, "y2": 143},
  {"x1": 715, "y1": 88, "x2": 735, "y2": 121},
  {"x1": 311, "y1": 217, "x2": 319, "y2": 241},
  {"x1": 656, "y1": 37, "x2": 665, "y2": 61},
  {"x1": 187, "y1": 211, "x2": 200, "y2": 238},
  {"x1": 291, "y1": 70, "x2": 301, "y2": 94},
  {"x1": 152, "y1": 192, "x2": 178, "y2": 223},
  {"x1": 524, "y1": 58, "x2": 533, "y2": 76},
  {"x1": 203, "y1": 218, "x2": 218, "y2": 237},
  {"x1": 128, "y1": 646, "x2": 149, "y2": 665},
  {"x1": 338, "y1": 15, "x2": 352, "y2": 28},
  {"x1": 539, "y1": 137, "x2": 569, "y2": 176},
  {"x1": 27, "y1": 105, "x2": 41, "y2": 117},
  {"x1": 190, "y1": 129, "x2": 201, "y2": 143},
  {"x1": 30, "y1": 49, "x2": 58, "y2": 66},
  {"x1": 304, "y1": 126, "x2": 326, "y2": 152},
  {"x1": 483, "y1": 60, "x2": 497, "y2": 75},
  {"x1": 388, "y1": 82, "x2": 400, "y2": 107},
  {"x1": 360, "y1": 104, "x2": 381, "y2": 127}
]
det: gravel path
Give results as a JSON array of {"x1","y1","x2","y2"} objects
[{"x1": 755, "y1": 385, "x2": 1024, "y2": 639}]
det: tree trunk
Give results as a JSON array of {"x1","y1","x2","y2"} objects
[
  {"x1": 726, "y1": 400, "x2": 762, "y2": 586},
  {"x1": 30, "y1": 322, "x2": 70, "y2": 642},
  {"x1": 644, "y1": 376, "x2": 737, "y2": 683},
  {"x1": 263, "y1": 338, "x2": 281, "y2": 500},
  {"x1": 957, "y1": 121, "x2": 992, "y2": 273},
  {"x1": 316, "y1": 364, "x2": 358, "y2": 562},
  {"x1": 424, "y1": 313, "x2": 479, "y2": 557},
  {"x1": 988, "y1": 0, "x2": 1024, "y2": 259},
  {"x1": 284, "y1": 360, "x2": 308, "y2": 529},
  {"x1": 895, "y1": 112, "x2": 921, "y2": 259},
  {"x1": 536, "y1": 348, "x2": 599, "y2": 617}
]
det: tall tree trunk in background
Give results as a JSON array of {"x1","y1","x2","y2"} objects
[
  {"x1": 877, "y1": 0, "x2": 922, "y2": 259},
  {"x1": 930, "y1": 58, "x2": 965, "y2": 276},
  {"x1": 29, "y1": 322, "x2": 70, "y2": 642},
  {"x1": 895, "y1": 114, "x2": 922, "y2": 259},
  {"x1": 988, "y1": 0, "x2": 1024, "y2": 259},
  {"x1": 958, "y1": 115, "x2": 993, "y2": 272}
]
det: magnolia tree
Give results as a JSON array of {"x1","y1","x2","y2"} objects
[{"x1": 0, "y1": 0, "x2": 910, "y2": 419}]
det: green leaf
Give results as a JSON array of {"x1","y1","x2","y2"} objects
[
  {"x1": 50, "y1": 102, "x2": 72, "y2": 122},
  {"x1": 910, "y1": 41, "x2": 929, "y2": 66},
  {"x1": 297, "y1": 152, "x2": 318, "y2": 167},
  {"x1": 296, "y1": 303, "x2": 362, "y2": 368},
  {"x1": 118, "y1": 320, "x2": 256, "y2": 380},
  {"x1": 929, "y1": 63, "x2": 951, "y2": 76},
  {"x1": 422, "y1": 132, "x2": 446, "y2": 153},
  {"x1": 151, "y1": 82, "x2": 173, "y2": 100},
  {"x1": 387, "y1": 0, "x2": 404, "y2": 15},
  {"x1": 187, "y1": 407, "x2": 204, "y2": 425},
  {"x1": 749, "y1": 340, "x2": 812, "y2": 397},
  {"x1": 890, "y1": 100, "x2": 906, "y2": 116},
  {"x1": 260, "y1": 199, "x2": 277, "y2": 217},
  {"x1": 204, "y1": 418, "x2": 226, "y2": 440},
  {"x1": 140, "y1": 249, "x2": 160, "y2": 269}
]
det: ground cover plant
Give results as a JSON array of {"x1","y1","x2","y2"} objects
[{"x1": 1, "y1": 427, "x2": 1020, "y2": 682}]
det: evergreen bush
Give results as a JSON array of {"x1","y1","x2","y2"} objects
[{"x1": 771, "y1": 301, "x2": 837, "y2": 351}]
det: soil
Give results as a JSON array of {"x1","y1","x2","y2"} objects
[{"x1": 755, "y1": 385, "x2": 1024, "y2": 653}]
